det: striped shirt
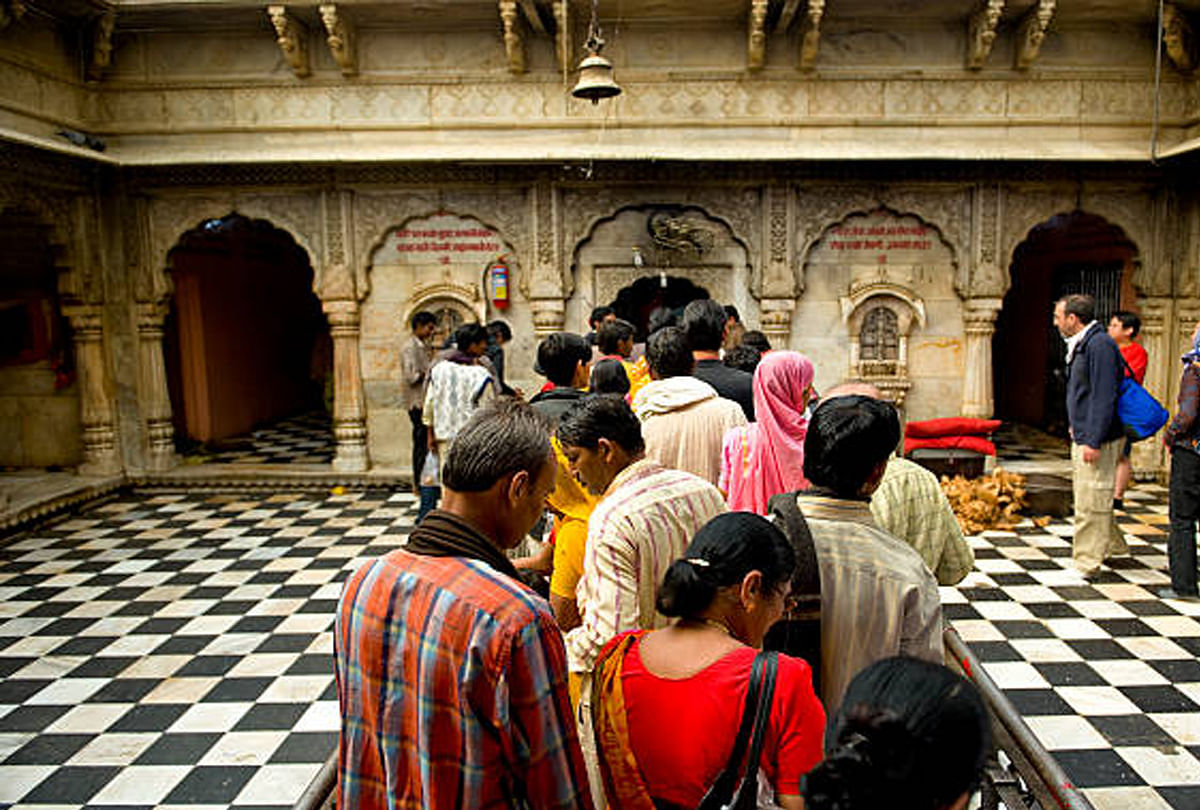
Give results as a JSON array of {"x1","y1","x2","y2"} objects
[
  {"x1": 869, "y1": 457, "x2": 975, "y2": 585},
  {"x1": 797, "y1": 493, "x2": 944, "y2": 711},
  {"x1": 336, "y1": 549, "x2": 592, "y2": 810},
  {"x1": 566, "y1": 459, "x2": 727, "y2": 674}
]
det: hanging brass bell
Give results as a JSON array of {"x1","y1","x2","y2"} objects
[{"x1": 571, "y1": 51, "x2": 621, "y2": 104}]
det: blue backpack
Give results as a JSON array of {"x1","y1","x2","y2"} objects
[{"x1": 1118, "y1": 356, "x2": 1169, "y2": 440}]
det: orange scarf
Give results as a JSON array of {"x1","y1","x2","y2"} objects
[{"x1": 591, "y1": 631, "x2": 656, "y2": 810}]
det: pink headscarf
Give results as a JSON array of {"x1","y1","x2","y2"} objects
[{"x1": 725, "y1": 351, "x2": 815, "y2": 514}]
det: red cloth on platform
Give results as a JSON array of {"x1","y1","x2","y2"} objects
[
  {"x1": 905, "y1": 435, "x2": 997, "y2": 455},
  {"x1": 620, "y1": 637, "x2": 825, "y2": 807},
  {"x1": 905, "y1": 417, "x2": 1002, "y2": 439}
]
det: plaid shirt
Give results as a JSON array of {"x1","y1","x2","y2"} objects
[
  {"x1": 1166, "y1": 362, "x2": 1200, "y2": 452},
  {"x1": 336, "y1": 549, "x2": 592, "y2": 810}
]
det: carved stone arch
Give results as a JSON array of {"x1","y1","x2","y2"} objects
[
  {"x1": 1078, "y1": 190, "x2": 1156, "y2": 294},
  {"x1": 235, "y1": 193, "x2": 324, "y2": 294},
  {"x1": 998, "y1": 188, "x2": 1078, "y2": 292},
  {"x1": 0, "y1": 185, "x2": 79, "y2": 296},
  {"x1": 1003, "y1": 207, "x2": 1141, "y2": 295},
  {"x1": 800, "y1": 204, "x2": 961, "y2": 280},
  {"x1": 879, "y1": 188, "x2": 971, "y2": 296},
  {"x1": 562, "y1": 187, "x2": 761, "y2": 298},
  {"x1": 793, "y1": 188, "x2": 881, "y2": 293},
  {"x1": 360, "y1": 205, "x2": 521, "y2": 304}
]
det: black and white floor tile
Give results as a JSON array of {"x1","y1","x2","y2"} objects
[
  {"x1": 0, "y1": 482, "x2": 1197, "y2": 809},
  {"x1": 183, "y1": 413, "x2": 334, "y2": 466}
]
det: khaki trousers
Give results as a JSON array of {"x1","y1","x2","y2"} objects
[{"x1": 1071, "y1": 438, "x2": 1130, "y2": 574}]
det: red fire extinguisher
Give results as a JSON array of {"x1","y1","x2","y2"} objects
[{"x1": 489, "y1": 259, "x2": 510, "y2": 310}]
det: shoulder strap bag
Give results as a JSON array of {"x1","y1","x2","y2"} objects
[{"x1": 1117, "y1": 354, "x2": 1170, "y2": 441}]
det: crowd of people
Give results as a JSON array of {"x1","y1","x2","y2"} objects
[{"x1": 336, "y1": 295, "x2": 1200, "y2": 809}]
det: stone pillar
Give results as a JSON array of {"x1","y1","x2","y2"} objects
[
  {"x1": 325, "y1": 299, "x2": 369, "y2": 472},
  {"x1": 1133, "y1": 298, "x2": 1173, "y2": 478},
  {"x1": 62, "y1": 303, "x2": 121, "y2": 475},
  {"x1": 961, "y1": 298, "x2": 1003, "y2": 418},
  {"x1": 759, "y1": 298, "x2": 795, "y2": 346},
  {"x1": 530, "y1": 298, "x2": 566, "y2": 337},
  {"x1": 135, "y1": 300, "x2": 177, "y2": 472}
]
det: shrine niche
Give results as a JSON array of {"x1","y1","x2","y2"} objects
[
  {"x1": 361, "y1": 213, "x2": 518, "y2": 471},
  {"x1": 800, "y1": 208, "x2": 962, "y2": 422},
  {"x1": 568, "y1": 205, "x2": 754, "y2": 336}
]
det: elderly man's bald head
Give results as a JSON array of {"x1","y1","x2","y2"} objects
[{"x1": 823, "y1": 381, "x2": 884, "y2": 400}]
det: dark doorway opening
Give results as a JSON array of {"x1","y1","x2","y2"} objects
[
  {"x1": 0, "y1": 207, "x2": 79, "y2": 468},
  {"x1": 609, "y1": 275, "x2": 710, "y2": 340},
  {"x1": 993, "y1": 212, "x2": 1137, "y2": 437},
  {"x1": 164, "y1": 214, "x2": 333, "y2": 464}
]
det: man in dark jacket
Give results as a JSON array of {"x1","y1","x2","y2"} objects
[
  {"x1": 530, "y1": 332, "x2": 591, "y2": 425},
  {"x1": 682, "y1": 298, "x2": 755, "y2": 420},
  {"x1": 1054, "y1": 294, "x2": 1130, "y2": 579}
]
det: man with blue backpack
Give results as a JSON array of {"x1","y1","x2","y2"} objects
[{"x1": 1053, "y1": 293, "x2": 1131, "y2": 580}]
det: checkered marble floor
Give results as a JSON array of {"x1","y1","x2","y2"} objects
[
  {"x1": 944, "y1": 483, "x2": 1200, "y2": 810},
  {"x1": 0, "y1": 483, "x2": 1197, "y2": 809},
  {"x1": 993, "y1": 422, "x2": 1071, "y2": 465},
  {"x1": 0, "y1": 490, "x2": 413, "y2": 809},
  {"x1": 183, "y1": 413, "x2": 333, "y2": 466}
]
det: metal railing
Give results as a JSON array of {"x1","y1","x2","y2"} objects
[
  {"x1": 296, "y1": 629, "x2": 1097, "y2": 810},
  {"x1": 944, "y1": 626, "x2": 1095, "y2": 810}
]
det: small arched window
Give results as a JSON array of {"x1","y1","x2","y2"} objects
[{"x1": 860, "y1": 306, "x2": 899, "y2": 362}]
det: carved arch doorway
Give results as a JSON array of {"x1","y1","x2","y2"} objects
[
  {"x1": 993, "y1": 212, "x2": 1138, "y2": 437},
  {"x1": 0, "y1": 206, "x2": 81, "y2": 468},
  {"x1": 569, "y1": 205, "x2": 754, "y2": 337},
  {"x1": 164, "y1": 214, "x2": 333, "y2": 463}
]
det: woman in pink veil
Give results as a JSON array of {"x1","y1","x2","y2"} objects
[{"x1": 719, "y1": 351, "x2": 816, "y2": 514}]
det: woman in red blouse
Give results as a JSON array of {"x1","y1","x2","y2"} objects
[{"x1": 592, "y1": 512, "x2": 826, "y2": 810}]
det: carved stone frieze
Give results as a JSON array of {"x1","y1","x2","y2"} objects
[
  {"x1": 800, "y1": 0, "x2": 825, "y2": 71},
  {"x1": 319, "y1": 4, "x2": 357, "y2": 77},
  {"x1": 748, "y1": 0, "x2": 768, "y2": 70},
  {"x1": 561, "y1": 186, "x2": 762, "y2": 299},
  {"x1": 268, "y1": 5, "x2": 311, "y2": 79},
  {"x1": 500, "y1": 0, "x2": 526, "y2": 74},
  {"x1": 1164, "y1": 4, "x2": 1197, "y2": 73},
  {"x1": 762, "y1": 184, "x2": 792, "y2": 297},
  {"x1": 971, "y1": 183, "x2": 1003, "y2": 297},
  {"x1": 532, "y1": 179, "x2": 561, "y2": 299},
  {"x1": 967, "y1": 0, "x2": 1005, "y2": 70},
  {"x1": 1015, "y1": 0, "x2": 1055, "y2": 70},
  {"x1": 87, "y1": 8, "x2": 116, "y2": 84}
]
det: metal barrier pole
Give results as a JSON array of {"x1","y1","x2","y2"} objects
[
  {"x1": 944, "y1": 626, "x2": 1096, "y2": 810},
  {"x1": 295, "y1": 750, "x2": 337, "y2": 810}
]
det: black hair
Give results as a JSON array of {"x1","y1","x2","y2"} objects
[
  {"x1": 454, "y1": 322, "x2": 488, "y2": 350},
  {"x1": 682, "y1": 299, "x2": 728, "y2": 352},
  {"x1": 723, "y1": 345, "x2": 761, "y2": 374},
  {"x1": 1110, "y1": 309, "x2": 1141, "y2": 338},
  {"x1": 536, "y1": 332, "x2": 592, "y2": 386},
  {"x1": 589, "y1": 305, "x2": 615, "y2": 328},
  {"x1": 442, "y1": 398, "x2": 552, "y2": 492},
  {"x1": 486, "y1": 320, "x2": 512, "y2": 342},
  {"x1": 804, "y1": 395, "x2": 900, "y2": 497},
  {"x1": 597, "y1": 318, "x2": 636, "y2": 355},
  {"x1": 741, "y1": 330, "x2": 771, "y2": 354},
  {"x1": 590, "y1": 358, "x2": 631, "y2": 396},
  {"x1": 657, "y1": 512, "x2": 796, "y2": 619},
  {"x1": 724, "y1": 304, "x2": 741, "y2": 322},
  {"x1": 1058, "y1": 293, "x2": 1096, "y2": 324},
  {"x1": 646, "y1": 326, "x2": 694, "y2": 378},
  {"x1": 647, "y1": 306, "x2": 678, "y2": 336},
  {"x1": 410, "y1": 311, "x2": 437, "y2": 330},
  {"x1": 802, "y1": 656, "x2": 990, "y2": 810},
  {"x1": 556, "y1": 393, "x2": 645, "y2": 455}
]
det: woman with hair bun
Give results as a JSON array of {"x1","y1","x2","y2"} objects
[
  {"x1": 802, "y1": 656, "x2": 990, "y2": 810},
  {"x1": 591, "y1": 512, "x2": 826, "y2": 810}
]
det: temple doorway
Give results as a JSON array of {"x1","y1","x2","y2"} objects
[
  {"x1": 0, "y1": 206, "x2": 80, "y2": 469},
  {"x1": 609, "y1": 275, "x2": 710, "y2": 339},
  {"x1": 993, "y1": 212, "x2": 1138, "y2": 437},
  {"x1": 163, "y1": 214, "x2": 333, "y2": 465}
]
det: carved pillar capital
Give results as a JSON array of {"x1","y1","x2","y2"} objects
[
  {"x1": 758, "y1": 298, "x2": 795, "y2": 344},
  {"x1": 531, "y1": 298, "x2": 566, "y2": 337},
  {"x1": 963, "y1": 298, "x2": 1003, "y2": 331},
  {"x1": 62, "y1": 302, "x2": 105, "y2": 337},
  {"x1": 323, "y1": 298, "x2": 369, "y2": 471}
]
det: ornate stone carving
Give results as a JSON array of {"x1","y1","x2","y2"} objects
[
  {"x1": 267, "y1": 5, "x2": 311, "y2": 79},
  {"x1": 531, "y1": 179, "x2": 561, "y2": 299},
  {"x1": 972, "y1": 183, "x2": 1003, "y2": 297},
  {"x1": 1015, "y1": 0, "x2": 1055, "y2": 70},
  {"x1": 87, "y1": 8, "x2": 116, "y2": 83},
  {"x1": 500, "y1": 0, "x2": 526, "y2": 74},
  {"x1": 759, "y1": 298, "x2": 795, "y2": 343},
  {"x1": 763, "y1": 184, "x2": 791, "y2": 296},
  {"x1": 319, "y1": 4, "x2": 356, "y2": 77},
  {"x1": 1164, "y1": 4, "x2": 1197, "y2": 73},
  {"x1": 62, "y1": 303, "x2": 121, "y2": 474},
  {"x1": 748, "y1": 0, "x2": 768, "y2": 70},
  {"x1": 324, "y1": 299, "x2": 369, "y2": 472},
  {"x1": 967, "y1": 0, "x2": 1005, "y2": 70},
  {"x1": 961, "y1": 298, "x2": 1003, "y2": 417},
  {"x1": 531, "y1": 298, "x2": 566, "y2": 336},
  {"x1": 1080, "y1": 187, "x2": 1157, "y2": 290},
  {"x1": 999, "y1": 186, "x2": 1076, "y2": 282},
  {"x1": 800, "y1": 0, "x2": 825, "y2": 71},
  {"x1": 0, "y1": 183, "x2": 81, "y2": 296},
  {"x1": 135, "y1": 300, "x2": 176, "y2": 472}
]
